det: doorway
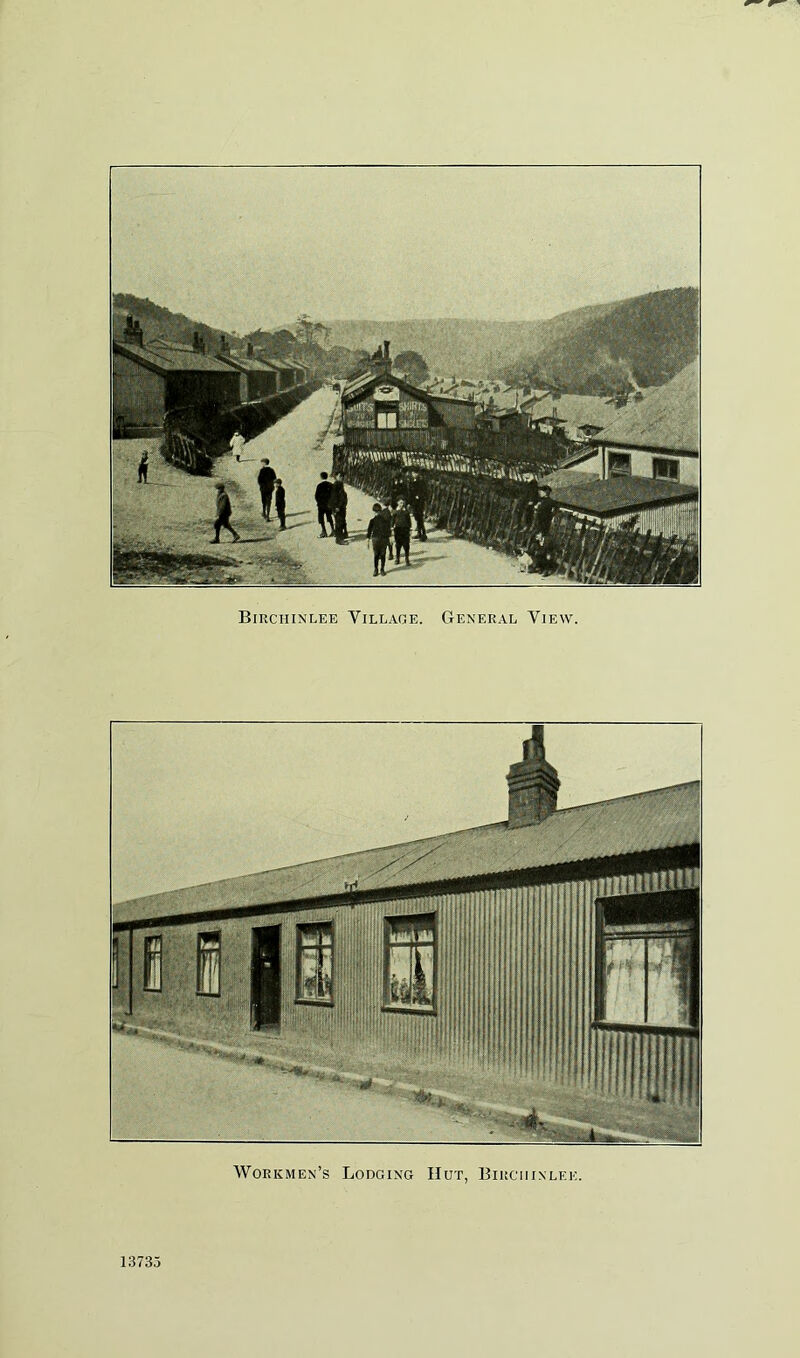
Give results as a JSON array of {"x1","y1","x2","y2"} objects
[{"x1": 251, "y1": 926, "x2": 281, "y2": 1030}]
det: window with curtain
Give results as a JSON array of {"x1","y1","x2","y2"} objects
[
  {"x1": 597, "y1": 891, "x2": 698, "y2": 1030},
  {"x1": 386, "y1": 915, "x2": 435, "y2": 1011},
  {"x1": 143, "y1": 935, "x2": 162, "y2": 991},
  {"x1": 297, "y1": 923, "x2": 333, "y2": 1003},
  {"x1": 197, "y1": 933, "x2": 220, "y2": 996},
  {"x1": 608, "y1": 451, "x2": 632, "y2": 476},
  {"x1": 111, "y1": 937, "x2": 118, "y2": 988}
]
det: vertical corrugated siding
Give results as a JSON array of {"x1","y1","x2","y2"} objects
[{"x1": 113, "y1": 861, "x2": 699, "y2": 1107}]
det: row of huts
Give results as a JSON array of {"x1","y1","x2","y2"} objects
[
  {"x1": 112, "y1": 316, "x2": 307, "y2": 436},
  {"x1": 340, "y1": 347, "x2": 699, "y2": 538},
  {"x1": 112, "y1": 726, "x2": 701, "y2": 1119}
]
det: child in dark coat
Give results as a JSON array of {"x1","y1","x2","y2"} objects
[
  {"x1": 366, "y1": 503, "x2": 391, "y2": 576},
  {"x1": 274, "y1": 479, "x2": 286, "y2": 529},
  {"x1": 393, "y1": 499, "x2": 412, "y2": 565}
]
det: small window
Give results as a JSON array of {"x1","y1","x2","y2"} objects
[
  {"x1": 144, "y1": 935, "x2": 162, "y2": 991},
  {"x1": 385, "y1": 915, "x2": 435, "y2": 1011},
  {"x1": 596, "y1": 891, "x2": 698, "y2": 1031},
  {"x1": 197, "y1": 933, "x2": 220, "y2": 996},
  {"x1": 111, "y1": 937, "x2": 118, "y2": 989},
  {"x1": 608, "y1": 451, "x2": 632, "y2": 476},
  {"x1": 653, "y1": 457, "x2": 680, "y2": 481},
  {"x1": 297, "y1": 923, "x2": 333, "y2": 1004},
  {"x1": 376, "y1": 408, "x2": 398, "y2": 429}
]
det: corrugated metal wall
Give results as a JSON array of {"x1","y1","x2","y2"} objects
[
  {"x1": 113, "y1": 862, "x2": 700, "y2": 1106},
  {"x1": 112, "y1": 353, "x2": 165, "y2": 426}
]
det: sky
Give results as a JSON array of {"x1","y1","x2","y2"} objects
[
  {"x1": 111, "y1": 166, "x2": 699, "y2": 334},
  {"x1": 111, "y1": 723, "x2": 701, "y2": 902}
]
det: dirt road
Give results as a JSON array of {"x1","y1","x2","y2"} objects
[
  {"x1": 113, "y1": 389, "x2": 564, "y2": 587},
  {"x1": 111, "y1": 1032, "x2": 536, "y2": 1142}
]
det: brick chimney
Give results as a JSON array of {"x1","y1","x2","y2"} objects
[
  {"x1": 123, "y1": 315, "x2": 144, "y2": 345},
  {"x1": 506, "y1": 724, "x2": 560, "y2": 828},
  {"x1": 192, "y1": 330, "x2": 205, "y2": 354},
  {"x1": 218, "y1": 334, "x2": 229, "y2": 354},
  {"x1": 246, "y1": 341, "x2": 254, "y2": 358},
  {"x1": 372, "y1": 340, "x2": 392, "y2": 376}
]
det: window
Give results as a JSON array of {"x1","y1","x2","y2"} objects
[
  {"x1": 111, "y1": 937, "x2": 118, "y2": 988},
  {"x1": 385, "y1": 915, "x2": 435, "y2": 1011},
  {"x1": 376, "y1": 407, "x2": 398, "y2": 429},
  {"x1": 197, "y1": 932, "x2": 220, "y2": 996},
  {"x1": 608, "y1": 451, "x2": 632, "y2": 476},
  {"x1": 596, "y1": 891, "x2": 698, "y2": 1031},
  {"x1": 144, "y1": 935, "x2": 162, "y2": 991},
  {"x1": 297, "y1": 923, "x2": 333, "y2": 1004},
  {"x1": 653, "y1": 457, "x2": 680, "y2": 481}
]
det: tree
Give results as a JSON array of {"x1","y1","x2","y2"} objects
[
  {"x1": 394, "y1": 350, "x2": 430, "y2": 385},
  {"x1": 296, "y1": 314, "x2": 330, "y2": 348}
]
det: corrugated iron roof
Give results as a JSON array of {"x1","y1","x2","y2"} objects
[
  {"x1": 529, "y1": 393, "x2": 617, "y2": 428},
  {"x1": 218, "y1": 352, "x2": 280, "y2": 374},
  {"x1": 114, "y1": 340, "x2": 238, "y2": 375},
  {"x1": 554, "y1": 474, "x2": 698, "y2": 515},
  {"x1": 593, "y1": 362, "x2": 699, "y2": 453},
  {"x1": 114, "y1": 781, "x2": 699, "y2": 924}
]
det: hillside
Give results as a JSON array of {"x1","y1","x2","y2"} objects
[
  {"x1": 114, "y1": 287, "x2": 698, "y2": 393},
  {"x1": 113, "y1": 294, "x2": 240, "y2": 353},
  {"x1": 324, "y1": 288, "x2": 698, "y2": 391}
]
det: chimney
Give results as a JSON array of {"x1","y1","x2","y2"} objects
[
  {"x1": 123, "y1": 315, "x2": 143, "y2": 345},
  {"x1": 372, "y1": 340, "x2": 392, "y2": 376},
  {"x1": 247, "y1": 341, "x2": 254, "y2": 358},
  {"x1": 506, "y1": 724, "x2": 560, "y2": 829},
  {"x1": 218, "y1": 334, "x2": 229, "y2": 354},
  {"x1": 193, "y1": 330, "x2": 205, "y2": 353}
]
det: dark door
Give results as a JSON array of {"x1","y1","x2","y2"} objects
[{"x1": 253, "y1": 927, "x2": 281, "y2": 1029}]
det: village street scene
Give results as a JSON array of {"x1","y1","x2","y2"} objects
[{"x1": 112, "y1": 166, "x2": 700, "y2": 586}]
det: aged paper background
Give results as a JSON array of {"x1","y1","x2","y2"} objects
[{"x1": 1, "y1": 1, "x2": 797, "y2": 1354}]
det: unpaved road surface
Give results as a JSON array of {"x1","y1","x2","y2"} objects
[{"x1": 112, "y1": 388, "x2": 563, "y2": 587}]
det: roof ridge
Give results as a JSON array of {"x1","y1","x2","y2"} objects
[{"x1": 114, "y1": 780, "x2": 699, "y2": 908}]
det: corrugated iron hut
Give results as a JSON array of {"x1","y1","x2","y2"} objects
[
  {"x1": 112, "y1": 320, "x2": 244, "y2": 435},
  {"x1": 342, "y1": 342, "x2": 477, "y2": 454},
  {"x1": 112, "y1": 728, "x2": 700, "y2": 1110}
]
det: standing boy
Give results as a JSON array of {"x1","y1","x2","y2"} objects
[
  {"x1": 366, "y1": 503, "x2": 391, "y2": 576},
  {"x1": 315, "y1": 472, "x2": 334, "y2": 537},
  {"x1": 211, "y1": 481, "x2": 241, "y2": 543},
  {"x1": 393, "y1": 498, "x2": 412, "y2": 566},
  {"x1": 274, "y1": 479, "x2": 286, "y2": 529},
  {"x1": 137, "y1": 450, "x2": 149, "y2": 483},
  {"x1": 409, "y1": 473, "x2": 427, "y2": 540},
  {"x1": 257, "y1": 458, "x2": 277, "y2": 519}
]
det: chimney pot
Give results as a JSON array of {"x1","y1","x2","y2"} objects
[{"x1": 506, "y1": 724, "x2": 560, "y2": 828}]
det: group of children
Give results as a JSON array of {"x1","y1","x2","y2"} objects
[{"x1": 366, "y1": 498, "x2": 414, "y2": 576}]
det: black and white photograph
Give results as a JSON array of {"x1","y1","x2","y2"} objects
[
  {"x1": 111, "y1": 722, "x2": 701, "y2": 1144},
  {"x1": 111, "y1": 166, "x2": 700, "y2": 588}
]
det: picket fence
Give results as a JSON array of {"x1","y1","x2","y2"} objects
[{"x1": 334, "y1": 449, "x2": 698, "y2": 585}]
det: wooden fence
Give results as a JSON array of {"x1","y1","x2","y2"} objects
[
  {"x1": 343, "y1": 423, "x2": 567, "y2": 468},
  {"x1": 337, "y1": 442, "x2": 560, "y2": 483},
  {"x1": 334, "y1": 450, "x2": 698, "y2": 585}
]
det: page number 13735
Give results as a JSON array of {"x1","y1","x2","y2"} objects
[{"x1": 120, "y1": 1256, "x2": 161, "y2": 1268}]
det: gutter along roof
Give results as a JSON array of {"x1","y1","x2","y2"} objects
[{"x1": 114, "y1": 781, "x2": 700, "y2": 925}]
